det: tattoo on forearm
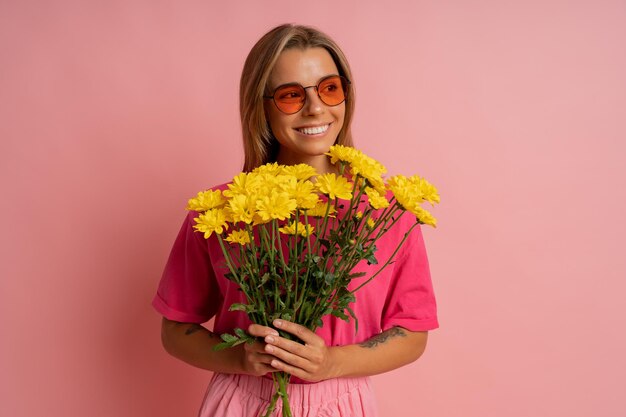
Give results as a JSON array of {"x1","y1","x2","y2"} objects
[
  {"x1": 184, "y1": 323, "x2": 206, "y2": 336},
  {"x1": 359, "y1": 327, "x2": 407, "y2": 348},
  {"x1": 170, "y1": 320, "x2": 214, "y2": 337}
]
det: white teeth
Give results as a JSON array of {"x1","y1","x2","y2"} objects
[{"x1": 297, "y1": 124, "x2": 329, "y2": 135}]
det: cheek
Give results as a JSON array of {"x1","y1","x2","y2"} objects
[
  {"x1": 335, "y1": 105, "x2": 346, "y2": 128},
  {"x1": 267, "y1": 113, "x2": 294, "y2": 142}
]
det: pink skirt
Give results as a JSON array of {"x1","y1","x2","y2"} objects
[{"x1": 197, "y1": 373, "x2": 379, "y2": 417}]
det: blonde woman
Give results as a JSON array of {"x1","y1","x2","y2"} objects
[{"x1": 153, "y1": 23, "x2": 438, "y2": 417}]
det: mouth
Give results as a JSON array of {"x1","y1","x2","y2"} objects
[{"x1": 294, "y1": 123, "x2": 331, "y2": 136}]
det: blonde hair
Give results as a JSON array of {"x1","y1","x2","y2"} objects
[{"x1": 239, "y1": 24, "x2": 355, "y2": 172}]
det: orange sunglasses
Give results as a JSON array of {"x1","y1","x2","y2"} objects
[{"x1": 264, "y1": 75, "x2": 350, "y2": 115}]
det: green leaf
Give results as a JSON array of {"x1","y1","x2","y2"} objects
[
  {"x1": 347, "y1": 306, "x2": 359, "y2": 334},
  {"x1": 229, "y1": 303, "x2": 249, "y2": 312},
  {"x1": 331, "y1": 309, "x2": 349, "y2": 321},
  {"x1": 257, "y1": 272, "x2": 270, "y2": 288},
  {"x1": 365, "y1": 253, "x2": 378, "y2": 265},
  {"x1": 324, "y1": 272, "x2": 335, "y2": 285},
  {"x1": 220, "y1": 333, "x2": 237, "y2": 342},
  {"x1": 234, "y1": 328, "x2": 248, "y2": 338},
  {"x1": 213, "y1": 341, "x2": 232, "y2": 351},
  {"x1": 348, "y1": 272, "x2": 367, "y2": 279}
]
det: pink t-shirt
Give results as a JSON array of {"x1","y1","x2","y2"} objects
[{"x1": 152, "y1": 183, "x2": 439, "y2": 380}]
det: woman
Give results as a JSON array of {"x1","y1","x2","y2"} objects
[{"x1": 153, "y1": 23, "x2": 438, "y2": 416}]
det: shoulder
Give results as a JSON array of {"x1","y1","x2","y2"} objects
[{"x1": 205, "y1": 182, "x2": 231, "y2": 192}]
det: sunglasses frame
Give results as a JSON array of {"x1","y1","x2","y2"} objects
[{"x1": 263, "y1": 74, "x2": 351, "y2": 115}]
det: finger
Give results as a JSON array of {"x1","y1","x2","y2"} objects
[
  {"x1": 254, "y1": 352, "x2": 279, "y2": 366},
  {"x1": 273, "y1": 320, "x2": 322, "y2": 346},
  {"x1": 253, "y1": 363, "x2": 280, "y2": 375},
  {"x1": 269, "y1": 358, "x2": 311, "y2": 381},
  {"x1": 264, "y1": 342, "x2": 311, "y2": 372},
  {"x1": 264, "y1": 334, "x2": 308, "y2": 357},
  {"x1": 248, "y1": 323, "x2": 280, "y2": 338}
]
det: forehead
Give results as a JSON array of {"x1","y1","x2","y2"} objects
[{"x1": 268, "y1": 47, "x2": 339, "y2": 88}]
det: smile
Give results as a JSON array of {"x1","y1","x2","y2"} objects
[{"x1": 295, "y1": 124, "x2": 330, "y2": 135}]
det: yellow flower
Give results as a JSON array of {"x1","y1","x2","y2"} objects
[
  {"x1": 316, "y1": 173, "x2": 353, "y2": 200},
  {"x1": 326, "y1": 144, "x2": 359, "y2": 165},
  {"x1": 366, "y1": 218, "x2": 376, "y2": 229},
  {"x1": 252, "y1": 162, "x2": 284, "y2": 176},
  {"x1": 227, "y1": 194, "x2": 256, "y2": 224},
  {"x1": 186, "y1": 189, "x2": 226, "y2": 212},
  {"x1": 281, "y1": 164, "x2": 318, "y2": 181},
  {"x1": 275, "y1": 175, "x2": 298, "y2": 195},
  {"x1": 223, "y1": 172, "x2": 263, "y2": 198},
  {"x1": 410, "y1": 175, "x2": 440, "y2": 205},
  {"x1": 305, "y1": 201, "x2": 337, "y2": 217},
  {"x1": 388, "y1": 175, "x2": 421, "y2": 207},
  {"x1": 193, "y1": 209, "x2": 229, "y2": 238},
  {"x1": 413, "y1": 206, "x2": 437, "y2": 227},
  {"x1": 355, "y1": 211, "x2": 363, "y2": 219},
  {"x1": 225, "y1": 229, "x2": 252, "y2": 245},
  {"x1": 350, "y1": 154, "x2": 387, "y2": 189},
  {"x1": 365, "y1": 187, "x2": 389, "y2": 209},
  {"x1": 388, "y1": 175, "x2": 439, "y2": 227},
  {"x1": 291, "y1": 180, "x2": 320, "y2": 209},
  {"x1": 279, "y1": 221, "x2": 314, "y2": 237},
  {"x1": 255, "y1": 189, "x2": 297, "y2": 222}
]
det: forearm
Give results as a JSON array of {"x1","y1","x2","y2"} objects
[
  {"x1": 330, "y1": 327, "x2": 428, "y2": 378},
  {"x1": 160, "y1": 318, "x2": 245, "y2": 374}
]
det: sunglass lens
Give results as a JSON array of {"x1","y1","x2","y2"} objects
[
  {"x1": 274, "y1": 84, "x2": 305, "y2": 114},
  {"x1": 318, "y1": 76, "x2": 347, "y2": 106}
]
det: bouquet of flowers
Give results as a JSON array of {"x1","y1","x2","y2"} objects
[{"x1": 186, "y1": 145, "x2": 439, "y2": 417}]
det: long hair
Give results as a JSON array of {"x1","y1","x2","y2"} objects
[{"x1": 239, "y1": 24, "x2": 355, "y2": 172}]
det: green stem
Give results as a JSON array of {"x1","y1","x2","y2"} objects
[
  {"x1": 352, "y1": 220, "x2": 420, "y2": 293},
  {"x1": 278, "y1": 372, "x2": 292, "y2": 417}
]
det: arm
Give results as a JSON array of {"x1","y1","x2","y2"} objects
[
  {"x1": 250, "y1": 319, "x2": 428, "y2": 382},
  {"x1": 160, "y1": 317, "x2": 281, "y2": 377},
  {"x1": 335, "y1": 326, "x2": 428, "y2": 378}
]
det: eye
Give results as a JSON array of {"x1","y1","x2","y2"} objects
[
  {"x1": 319, "y1": 78, "x2": 342, "y2": 94},
  {"x1": 276, "y1": 86, "x2": 304, "y2": 101},
  {"x1": 281, "y1": 92, "x2": 302, "y2": 99}
]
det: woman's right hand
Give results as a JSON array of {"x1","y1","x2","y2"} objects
[{"x1": 240, "y1": 323, "x2": 281, "y2": 376}]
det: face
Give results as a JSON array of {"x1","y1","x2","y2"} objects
[{"x1": 265, "y1": 47, "x2": 346, "y2": 172}]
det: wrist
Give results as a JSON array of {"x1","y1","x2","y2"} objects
[
  {"x1": 234, "y1": 344, "x2": 249, "y2": 375},
  {"x1": 327, "y1": 345, "x2": 347, "y2": 379}
]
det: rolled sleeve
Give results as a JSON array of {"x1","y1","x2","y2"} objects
[
  {"x1": 151, "y1": 211, "x2": 221, "y2": 324},
  {"x1": 381, "y1": 224, "x2": 439, "y2": 332}
]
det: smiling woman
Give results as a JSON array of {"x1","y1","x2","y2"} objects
[
  {"x1": 238, "y1": 24, "x2": 356, "y2": 172},
  {"x1": 265, "y1": 47, "x2": 346, "y2": 173},
  {"x1": 153, "y1": 23, "x2": 438, "y2": 417}
]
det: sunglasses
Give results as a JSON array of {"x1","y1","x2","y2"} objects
[{"x1": 263, "y1": 75, "x2": 350, "y2": 115}]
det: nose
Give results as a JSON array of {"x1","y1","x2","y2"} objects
[{"x1": 301, "y1": 86, "x2": 324, "y2": 115}]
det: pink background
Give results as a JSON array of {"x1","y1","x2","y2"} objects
[{"x1": 2, "y1": 1, "x2": 625, "y2": 416}]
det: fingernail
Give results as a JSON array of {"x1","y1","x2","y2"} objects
[
  {"x1": 265, "y1": 335, "x2": 275, "y2": 343},
  {"x1": 274, "y1": 320, "x2": 282, "y2": 327},
  {"x1": 270, "y1": 330, "x2": 279, "y2": 337},
  {"x1": 265, "y1": 344, "x2": 274, "y2": 353}
]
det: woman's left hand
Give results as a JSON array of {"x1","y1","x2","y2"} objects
[{"x1": 263, "y1": 319, "x2": 339, "y2": 382}]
